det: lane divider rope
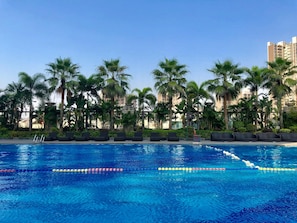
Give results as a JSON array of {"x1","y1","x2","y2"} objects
[
  {"x1": 0, "y1": 169, "x2": 16, "y2": 173},
  {"x1": 158, "y1": 167, "x2": 226, "y2": 171},
  {"x1": 1, "y1": 167, "x2": 297, "y2": 173},
  {"x1": 258, "y1": 167, "x2": 297, "y2": 171},
  {"x1": 52, "y1": 168, "x2": 123, "y2": 172}
]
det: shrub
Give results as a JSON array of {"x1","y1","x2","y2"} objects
[
  {"x1": 237, "y1": 127, "x2": 247, "y2": 132},
  {"x1": 0, "y1": 127, "x2": 8, "y2": 136},
  {"x1": 289, "y1": 125, "x2": 297, "y2": 133},
  {"x1": 233, "y1": 121, "x2": 244, "y2": 131},
  {"x1": 279, "y1": 128, "x2": 291, "y2": 133},
  {"x1": 246, "y1": 124, "x2": 256, "y2": 132},
  {"x1": 50, "y1": 127, "x2": 59, "y2": 132}
]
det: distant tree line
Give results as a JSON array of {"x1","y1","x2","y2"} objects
[{"x1": 0, "y1": 57, "x2": 297, "y2": 133}]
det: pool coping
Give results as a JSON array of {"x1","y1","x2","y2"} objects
[{"x1": 1, "y1": 138, "x2": 297, "y2": 147}]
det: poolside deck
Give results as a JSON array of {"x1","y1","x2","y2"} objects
[{"x1": 1, "y1": 138, "x2": 297, "y2": 147}]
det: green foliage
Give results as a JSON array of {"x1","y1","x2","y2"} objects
[
  {"x1": 97, "y1": 59, "x2": 131, "y2": 130},
  {"x1": 183, "y1": 126, "x2": 195, "y2": 139},
  {"x1": 284, "y1": 108, "x2": 297, "y2": 128},
  {"x1": 0, "y1": 127, "x2": 8, "y2": 136},
  {"x1": 233, "y1": 121, "x2": 244, "y2": 131},
  {"x1": 264, "y1": 58, "x2": 297, "y2": 128},
  {"x1": 50, "y1": 127, "x2": 59, "y2": 132},
  {"x1": 153, "y1": 102, "x2": 169, "y2": 129},
  {"x1": 152, "y1": 58, "x2": 188, "y2": 129},
  {"x1": 246, "y1": 124, "x2": 257, "y2": 132},
  {"x1": 279, "y1": 128, "x2": 291, "y2": 133},
  {"x1": 44, "y1": 105, "x2": 58, "y2": 130},
  {"x1": 237, "y1": 127, "x2": 247, "y2": 132},
  {"x1": 194, "y1": 130, "x2": 212, "y2": 139},
  {"x1": 200, "y1": 103, "x2": 224, "y2": 130},
  {"x1": 7, "y1": 130, "x2": 38, "y2": 138},
  {"x1": 206, "y1": 60, "x2": 244, "y2": 130},
  {"x1": 121, "y1": 112, "x2": 137, "y2": 131},
  {"x1": 289, "y1": 125, "x2": 297, "y2": 133},
  {"x1": 128, "y1": 87, "x2": 156, "y2": 130},
  {"x1": 3, "y1": 55, "x2": 297, "y2": 133}
]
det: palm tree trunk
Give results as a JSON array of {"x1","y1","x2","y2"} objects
[
  {"x1": 255, "y1": 91, "x2": 258, "y2": 130},
  {"x1": 60, "y1": 89, "x2": 65, "y2": 131},
  {"x1": 141, "y1": 110, "x2": 145, "y2": 130},
  {"x1": 278, "y1": 98, "x2": 283, "y2": 128},
  {"x1": 110, "y1": 97, "x2": 115, "y2": 130},
  {"x1": 29, "y1": 103, "x2": 33, "y2": 131},
  {"x1": 223, "y1": 96, "x2": 228, "y2": 130},
  {"x1": 169, "y1": 97, "x2": 173, "y2": 130},
  {"x1": 141, "y1": 104, "x2": 145, "y2": 130},
  {"x1": 13, "y1": 107, "x2": 18, "y2": 130}
]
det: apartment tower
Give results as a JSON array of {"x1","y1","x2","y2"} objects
[
  {"x1": 267, "y1": 36, "x2": 297, "y2": 66},
  {"x1": 267, "y1": 36, "x2": 297, "y2": 106}
]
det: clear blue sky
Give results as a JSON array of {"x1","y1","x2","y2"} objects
[{"x1": 0, "y1": 0, "x2": 296, "y2": 93}]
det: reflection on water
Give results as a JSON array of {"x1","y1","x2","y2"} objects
[
  {"x1": 271, "y1": 147, "x2": 282, "y2": 167},
  {"x1": 17, "y1": 145, "x2": 30, "y2": 166}
]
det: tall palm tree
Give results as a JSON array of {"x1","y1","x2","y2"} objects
[
  {"x1": 18, "y1": 72, "x2": 48, "y2": 131},
  {"x1": 5, "y1": 82, "x2": 28, "y2": 130},
  {"x1": 258, "y1": 96, "x2": 273, "y2": 129},
  {"x1": 127, "y1": 87, "x2": 156, "y2": 130},
  {"x1": 243, "y1": 66, "x2": 267, "y2": 128},
  {"x1": 153, "y1": 102, "x2": 169, "y2": 129},
  {"x1": 229, "y1": 96, "x2": 258, "y2": 128},
  {"x1": 75, "y1": 74, "x2": 104, "y2": 102},
  {"x1": 206, "y1": 60, "x2": 244, "y2": 130},
  {"x1": 244, "y1": 66, "x2": 267, "y2": 100},
  {"x1": 0, "y1": 92, "x2": 12, "y2": 127},
  {"x1": 97, "y1": 59, "x2": 130, "y2": 130},
  {"x1": 68, "y1": 74, "x2": 104, "y2": 129},
  {"x1": 263, "y1": 57, "x2": 297, "y2": 128},
  {"x1": 152, "y1": 58, "x2": 188, "y2": 129},
  {"x1": 46, "y1": 57, "x2": 79, "y2": 130},
  {"x1": 185, "y1": 81, "x2": 214, "y2": 128}
]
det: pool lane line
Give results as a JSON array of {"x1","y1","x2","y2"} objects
[
  {"x1": 206, "y1": 145, "x2": 260, "y2": 169},
  {"x1": 257, "y1": 167, "x2": 297, "y2": 171},
  {"x1": 1, "y1": 167, "x2": 297, "y2": 174},
  {"x1": 52, "y1": 168, "x2": 124, "y2": 173},
  {"x1": 0, "y1": 169, "x2": 16, "y2": 173},
  {"x1": 158, "y1": 167, "x2": 226, "y2": 171}
]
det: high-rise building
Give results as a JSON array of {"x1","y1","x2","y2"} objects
[
  {"x1": 267, "y1": 36, "x2": 297, "y2": 66},
  {"x1": 267, "y1": 36, "x2": 297, "y2": 107}
]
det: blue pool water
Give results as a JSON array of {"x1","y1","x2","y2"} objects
[{"x1": 1, "y1": 143, "x2": 297, "y2": 222}]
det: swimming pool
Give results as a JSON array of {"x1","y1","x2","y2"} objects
[{"x1": 1, "y1": 143, "x2": 297, "y2": 222}]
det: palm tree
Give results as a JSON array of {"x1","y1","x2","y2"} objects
[
  {"x1": 68, "y1": 74, "x2": 104, "y2": 129},
  {"x1": 127, "y1": 87, "x2": 156, "y2": 130},
  {"x1": 201, "y1": 101, "x2": 223, "y2": 130},
  {"x1": 18, "y1": 72, "x2": 48, "y2": 131},
  {"x1": 244, "y1": 66, "x2": 267, "y2": 100},
  {"x1": 76, "y1": 74, "x2": 104, "y2": 102},
  {"x1": 206, "y1": 60, "x2": 244, "y2": 130},
  {"x1": 96, "y1": 59, "x2": 130, "y2": 130},
  {"x1": 0, "y1": 92, "x2": 8, "y2": 126},
  {"x1": 258, "y1": 96, "x2": 273, "y2": 129},
  {"x1": 230, "y1": 96, "x2": 258, "y2": 128},
  {"x1": 5, "y1": 82, "x2": 28, "y2": 130},
  {"x1": 243, "y1": 66, "x2": 267, "y2": 129},
  {"x1": 185, "y1": 81, "x2": 214, "y2": 128},
  {"x1": 153, "y1": 102, "x2": 169, "y2": 129},
  {"x1": 94, "y1": 100, "x2": 112, "y2": 129},
  {"x1": 175, "y1": 100, "x2": 187, "y2": 127},
  {"x1": 263, "y1": 57, "x2": 297, "y2": 128},
  {"x1": 152, "y1": 58, "x2": 188, "y2": 129},
  {"x1": 46, "y1": 57, "x2": 79, "y2": 130}
]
